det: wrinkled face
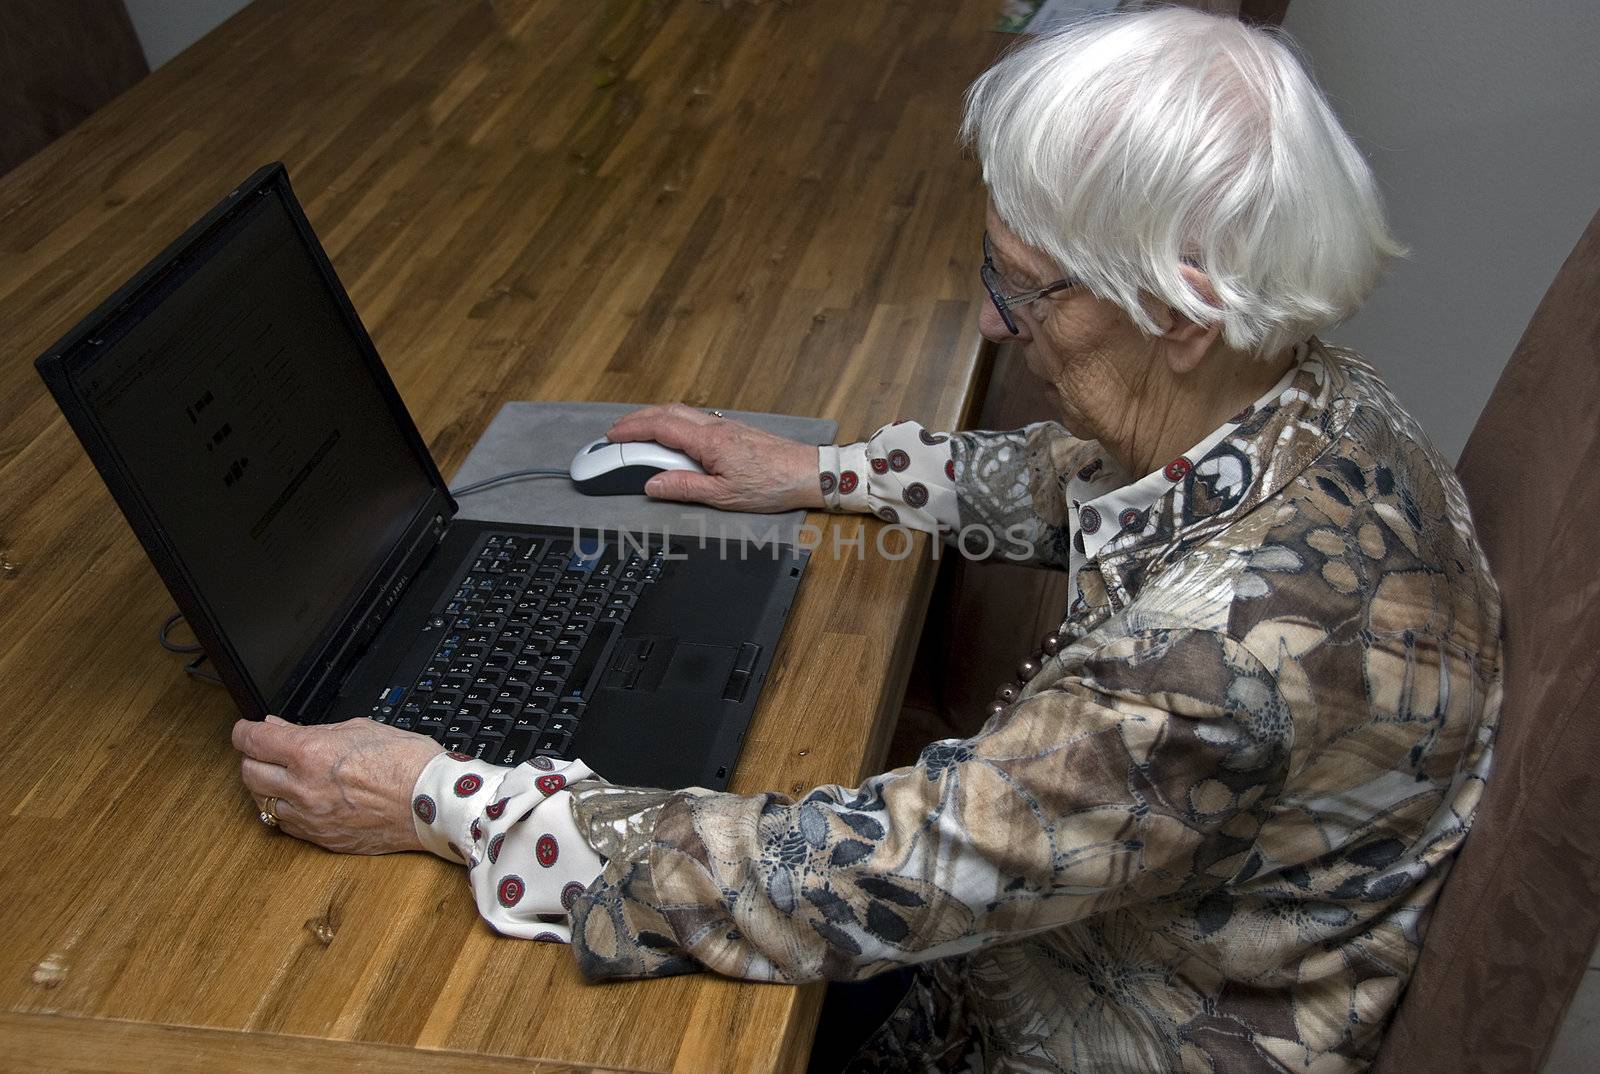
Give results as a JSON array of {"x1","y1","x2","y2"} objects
[{"x1": 980, "y1": 206, "x2": 1150, "y2": 394}]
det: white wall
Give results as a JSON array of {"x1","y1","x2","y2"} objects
[
  {"x1": 1282, "y1": 0, "x2": 1600, "y2": 459},
  {"x1": 122, "y1": 0, "x2": 253, "y2": 70}
]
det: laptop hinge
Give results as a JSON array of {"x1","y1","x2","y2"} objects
[{"x1": 297, "y1": 510, "x2": 448, "y2": 718}]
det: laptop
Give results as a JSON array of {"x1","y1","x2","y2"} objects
[{"x1": 33, "y1": 163, "x2": 808, "y2": 791}]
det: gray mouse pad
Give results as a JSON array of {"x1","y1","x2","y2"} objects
[{"x1": 448, "y1": 402, "x2": 839, "y2": 545}]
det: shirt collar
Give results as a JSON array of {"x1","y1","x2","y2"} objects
[{"x1": 1070, "y1": 340, "x2": 1352, "y2": 611}]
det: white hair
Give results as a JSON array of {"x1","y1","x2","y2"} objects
[{"x1": 961, "y1": 8, "x2": 1404, "y2": 357}]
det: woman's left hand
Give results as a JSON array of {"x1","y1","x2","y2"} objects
[{"x1": 233, "y1": 715, "x2": 444, "y2": 854}]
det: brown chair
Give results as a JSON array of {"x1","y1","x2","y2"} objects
[{"x1": 1375, "y1": 206, "x2": 1600, "y2": 1072}]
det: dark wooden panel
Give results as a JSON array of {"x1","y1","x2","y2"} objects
[{"x1": 0, "y1": 0, "x2": 148, "y2": 176}]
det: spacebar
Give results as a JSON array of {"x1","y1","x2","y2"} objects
[{"x1": 565, "y1": 620, "x2": 618, "y2": 699}]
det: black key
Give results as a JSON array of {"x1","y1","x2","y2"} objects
[
  {"x1": 391, "y1": 711, "x2": 415, "y2": 732},
  {"x1": 448, "y1": 660, "x2": 477, "y2": 677},
  {"x1": 425, "y1": 702, "x2": 455, "y2": 720},
  {"x1": 494, "y1": 730, "x2": 535, "y2": 765},
  {"x1": 445, "y1": 717, "x2": 480, "y2": 739},
  {"x1": 414, "y1": 676, "x2": 438, "y2": 693},
  {"x1": 441, "y1": 733, "x2": 470, "y2": 753},
  {"x1": 534, "y1": 731, "x2": 569, "y2": 755},
  {"x1": 482, "y1": 653, "x2": 512, "y2": 670},
  {"x1": 472, "y1": 670, "x2": 506, "y2": 688},
  {"x1": 554, "y1": 580, "x2": 582, "y2": 596},
  {"x1": 483, "y1": 600, "x2": 511, "y2": 615},
  {"x1": 536, "y1": 673, "x2": 565, "y2": 693},
  {"x1": 606, "y1": 595, "x2": 635, "y2": 611},
  {"x1": 604, "y1": 607, "x2": 629, "y2": 621},
  {"x1": 456, "y1": 701, "x2": 486, "y2": 720},
  {"x1": 544, "y1": 716, "x2": 575, "y2": 736},
  {"x1": 464, "y1": 631, "x2": 494, "y2": 646},
  {"x1": 545, "y1": 652, "x2": 575, "y2": 674},
  {"x1": 497, "y1": 680, "x2": 530, "y2": 700},
  {"x1": 552, "y1": 699, "x2": 585, "y2": 719},
  {"x1": 512, "y1": 712, "x2": 544, "y2": 730},
  {"x1": 486, "y1": 700, "x2": 522, "y2": 720},
  {"x1": 441, "y1": 675, "x2": 470, "y2": 691},
  {"x1": 470, "y1": 738, "x2": 495, "y2": 760},
  {"x1": 506, "y1": 666, "x2": 537, "y2": 686},
  {"x1": 499, "y1": 623, "x2": 530, "y2": 643},
  {"x1": 479, "y1": 716, "x2": 511, "y2": 738},
  {"x1": 463, "y1": 685, "x2": 495, "y2": 704}
]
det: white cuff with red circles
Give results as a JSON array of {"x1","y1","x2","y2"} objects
[
  {"x1": 818, "y1": 442, "x2": 872, "y2": 514},
  {"x1": 411, "y1": 752, "x2": 606, "y2": 944},
  {"x1": 412, "y1": 750, "x2": 509, "y2": 864}
]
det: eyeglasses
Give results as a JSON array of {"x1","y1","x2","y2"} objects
[{"x1": 980, "y1": 232, "x2": 1077, "y2": 335}]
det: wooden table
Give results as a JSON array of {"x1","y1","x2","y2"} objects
[{"x1": 0, "y1": 1, "x2": 1000, "y2": 1069}]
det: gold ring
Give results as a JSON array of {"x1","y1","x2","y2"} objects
[{"x1": 258, "y1": 796, "x2": 281, "y2": 828}]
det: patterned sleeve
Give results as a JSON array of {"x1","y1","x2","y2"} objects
[
  {"x1": 818, "y1": 419, "x2": 1079, "y2": 567},
  {"x1": 567, "y1": 626, "x2": 1291, "y2": 983}
]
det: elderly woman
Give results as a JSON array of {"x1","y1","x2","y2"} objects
[{"x1": 234, "y1": 9, "x2": 1500, "y2": 1072}]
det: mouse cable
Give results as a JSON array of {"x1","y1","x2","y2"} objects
[
  {"x1": 158, "y1": 612, "x2": 223, "y2": 683},
  {"x1": 184, "y1": 654, "x2": 221, "y2": 684},
  {"x1": 449, "y1": 468, "x2": 568, "y2": 497},
  {"x1": 159, "y1": 611, "x2": 204, "y2": 653}
]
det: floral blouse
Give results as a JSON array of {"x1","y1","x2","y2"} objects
[{"x1": 414, "y1": 342, "x2": 1502, "y2": 1073}]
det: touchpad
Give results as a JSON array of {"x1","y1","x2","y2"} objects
[{"x1": 658, "y1": 642, "x2": 737, "y2": 694}]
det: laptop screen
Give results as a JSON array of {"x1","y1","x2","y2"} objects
[{"x1": 69, "y1": 183, "x2": 437, "y2": 710}]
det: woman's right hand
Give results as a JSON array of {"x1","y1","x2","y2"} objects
[{"x1": 605, "y1": 404, "x2": 825, "y2": 514}]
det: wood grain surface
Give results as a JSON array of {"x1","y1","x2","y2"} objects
[{"x1": 0, "y1": 1, "x2": 1001, "y2": 1069}]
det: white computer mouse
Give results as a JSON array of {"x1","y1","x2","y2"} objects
[{"x1": 569, "y1": 437, "x2": 707, "y2": 496}]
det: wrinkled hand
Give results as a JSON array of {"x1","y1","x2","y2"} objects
[
  {"x1": 233, "y1": 715, "x2": 444, "y2": 854},
  {"x1": 606, "y1": 403, "x2": 823, "y2": 512}
]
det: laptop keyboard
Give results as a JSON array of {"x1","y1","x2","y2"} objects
[{"x1": 368, "y1": 531, "x2": 667, "y2": 766}]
